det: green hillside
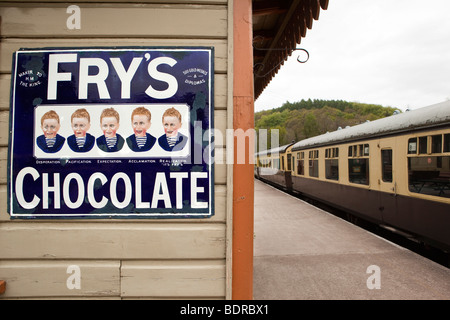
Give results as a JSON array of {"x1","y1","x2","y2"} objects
[{"x1": 255, "y1": 99, "x2": 401, "y2": 148}]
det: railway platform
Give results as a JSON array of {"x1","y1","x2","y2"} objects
[{"x1": 253, "y1": 179, "x2": 450, "y2": 300}]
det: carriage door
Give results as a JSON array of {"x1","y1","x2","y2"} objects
[{"x1": 378, "y1": 140, "x2": 396, "y2": 223}]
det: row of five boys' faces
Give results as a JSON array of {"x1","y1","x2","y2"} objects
[{"x1": 37, "y1": 106, "x2": 188, "y2": 153}]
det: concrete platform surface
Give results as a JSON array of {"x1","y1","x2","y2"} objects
[{"x1": 253, "y1": 179, "x2": 450, "y2": 300}]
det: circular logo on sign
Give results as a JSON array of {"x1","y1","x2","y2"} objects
[
  {"x1": 183, "y1": 68, "x2": 208, "y2": 86},
  {"x1": 18, "y1": 69, "x2": 43, "y2": 88}
]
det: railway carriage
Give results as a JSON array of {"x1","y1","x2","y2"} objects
[
  {"x1": 255, "y1": 143, "x2": 294, "y2": 184},
  {"x1": 255, "y1": 101, "x2": 450, "y2": 251}
]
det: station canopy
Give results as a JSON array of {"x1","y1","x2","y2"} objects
[{"x1": 252, "y1": 0, "x2": 329, "y2": 99}]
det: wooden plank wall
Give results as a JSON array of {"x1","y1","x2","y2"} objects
[{"x1": 0, "y1": 0, "x2": 230, "y2": 299}]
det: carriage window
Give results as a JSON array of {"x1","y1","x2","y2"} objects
[
  {"x1": 326, "y1": 159, "x2": 339, "y2": 180},
  {"x1": 309, "y1": 149, "x2": 319, "y2": 178},
  {"x1": 325, "y1": 147, "x2": 339, "y2": 181},
  {"x1": 274, "y1": 158, "x2": 280, "y2": 169},
  {"x1": 297, "y1": 152, "x2": 304, "y2": 175},
  {"x1": 309, "y1": 160, "x2": 318, "y2": 177},
  {"x1": 409, "y1": 133, "x2": 450, "y2": 154},
  {"x1": 364, "y1": 144, "x2": 370, "y2": 156},
  {"x1": 408, "y1": 138, "x2": 417, "y2": 154},
  {"x1": 348, "y1": 159, "x2": 369, "y2": 185},
  {"x1": 408, "y1": 156, "x2": 450, "y2": 198},
  {"x1": 444, "y1": 134, "x2": 450, "y2": 153},
  {"x1": 408, "y1": 132, "x2": 450, "y2": 198},
  {"x1": 381, "y1": 149, "x2": 393, "y2": 182},
  {"x1": 281, "y1": 156, "x2": 285, "y2": 170},
  {"x1": 419, "y1": 136, "x2": 428, "y2": 154},
  {"x1": 432, "y1": 135, "x2": 442, "y2": 154},
  {"x1": 297, "y1": 160, "x2": 304, "y2": 175},
  {"x1": 348, "y1": 144, "x2": 369, "y2": 185},
  {"x1": 287, "y1": 154, "x2": 292, "y2": 171},
  {"x1": 348, "y1": 144, "x2": 369, "y2": 157}
]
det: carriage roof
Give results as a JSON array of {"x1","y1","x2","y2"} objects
[{"x1": 292, "y1": 100, "x2": 450, "y2": 151}]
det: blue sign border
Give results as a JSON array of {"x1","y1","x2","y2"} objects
[{"x1": 8, "y1": 47, "x2": 214, "y2": 219}]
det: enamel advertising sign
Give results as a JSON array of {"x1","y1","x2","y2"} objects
[{"x1": 8, "y1": 47, "x2": 214, "y2": 219}]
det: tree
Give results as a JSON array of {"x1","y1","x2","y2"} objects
[
  {"x1": 303, "y1": 113, "x2": 320, "y2": 138},
  {"x1": 255, "y1": 99, "x2": 401, "y2": 146}
]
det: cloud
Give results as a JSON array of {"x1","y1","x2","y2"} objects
[{"x1": 255, "y1": 0, "x2": 450, "y2": 112}]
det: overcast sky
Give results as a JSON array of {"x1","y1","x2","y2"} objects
[{"x1": 254, "y1": 0, "x2": 450, "y2": 113}]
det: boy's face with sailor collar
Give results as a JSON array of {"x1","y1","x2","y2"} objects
[
  {"x1": 72, "y1": 117, "x2": 90, "y2": 138},
  {"x1": 163, "y1": 116, "x2": 181, "y2": 138},
  {"x1": 101, "y1": 116, "x2": 119, "y2": 138},
  {"x1": 132, "y1": 114, "x2": 151, "y2": 138},
  {"x1": 42, "y1": 118, "x2": 60, "y2": 139}
]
